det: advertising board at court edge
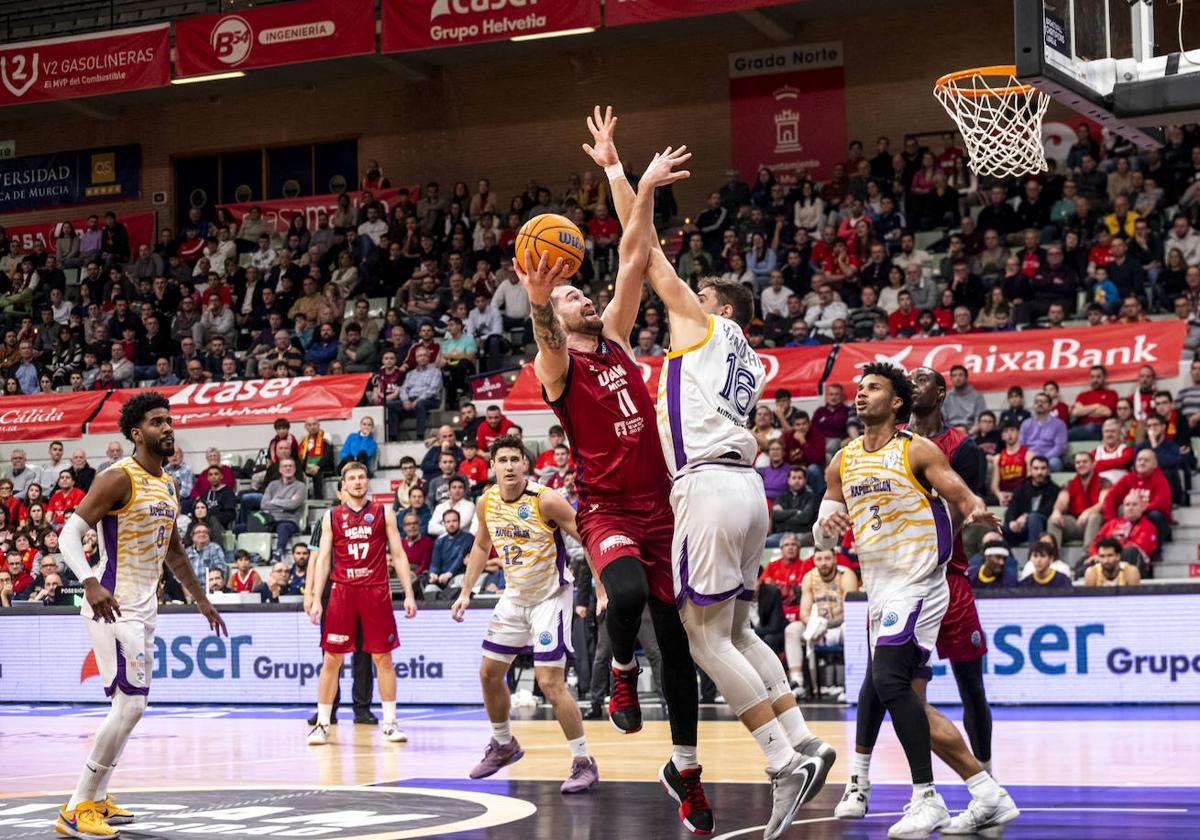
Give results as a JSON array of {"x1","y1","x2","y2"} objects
[{"x1": 382, "y1": 0, "x2": 601, "y2": 52}]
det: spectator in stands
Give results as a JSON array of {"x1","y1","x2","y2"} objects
[
  {"x1": 1083, "y1": 536, "x2": 1144, "y2": 586},
  {"x1": 27, "y1": 571, "x2": 68, "y2": 606},
  {"x1": 770, "y1": 465, "x2": 817, "y2": 546},
  {"x1": 254, "y1": 562, "x2": 290, "y2": 604},
  {"x1": 429, "y1": 477, "x2": 476, "y2": 537},
  {"x1": 1137, "y1": 413, "x2": 1187, "y2": 504},
  {"x1": 438, "y1": 316, "x2": 477, "y2": 407},
  {"x1": 759, "y1": 533, "x2": 806, "y2": 626},
  {"x1": 1103, "y1": 448, "x2": 1173, "y2": 547},
  {"x1": 991, "y1": 422, "x2": 1032, "y2": 506},
  {"x1": 788, "y1": 548, "x2": 858, "y2": 694},
  {"x1": 37, "y1": 441, "x2": 66, "y2": 491},
  {"x1": 887, "y1": 289, "x2": 919, "y2": 336},
  {"x1": 422, "y1": 425, "x2": 464, "y2": 480},
  {"x1": 534, "y1": 426, "x2": 567, "y2": 473},
  {"x1": 401, "y1": 512, "x2": 434, "y2": 579},
  {"x1": 303, "y1": 322, "x2": 339, "y2": 375},
  {"x1": 338, "y1": 417, "x2": 378, "y2": 474},
  {"x1": 999, "y1": 387, "x2": 1031, "y2": 428},
  {"x1": 1094, "y1": 417, "x2": 1134, "y2": 483},
  {"x1": 228, "y1": 550, "x2": 262, "y2": 594},
  {"x1": 969, "y1": 541, "x2": 1019, "y2": 589},
  {"x1": 457, "y1": 439, "x2": 488, "y2": 495},
  {"x1": 804, "y1": 283, "x2": 848, "y2": 340},
  {"x1": 1019, "y1": 391, "x2": 1068, "y2": 470},
  {"x1": 297, "y1": 418, "x2": 335, "y2": 501},
  {"x1": 1175, "y1": 358, "x2": 1200, "y2": 435},
  {"x1": 1068, "y1": 364, "x2": 1119, "y2": 440},
  {"x1": 200, "y1": 466, "x2": 238, "y2": 528},
  {"x1": 427, "y1": 509, "x2": 473, "y2": 596},
  {"x1": 1018, "y1": 540, "x2": 1073, "y2": 589},
  {"x1": 337, "y1": 322, "x2": 377, "y2": 374},
  {"x1": 185, "y1": 499, "x2": 225, "y2": 548},
  {"x1": 944, "y1": 365, "x2": 987, "y2": 433},
  {"x1": 476, "y1": 404, "x2": 515, "y2": 451},
  {"x1": 633, "y1": 328, "x2": 664, "y2": 358},
  {"x1": 68, "y1": 449, "x2": 95, "y2": 492},
  {"x1": 973, "y1": 411, "x2": 1002, "y2": 457},
  {"x1": 758, "y1": 438, "x2": 790, "y2": 502},
  {"x1": 538, "y1": 444, "x2": 571, "y2": 491},
  {"x1": 47, "y1": 470, "x2": 84, "y2": 525},
  {"x1": 1047, "y1": 450, "x2": 1108, "y2": 550},
  {"x1": 467, "y1": 293, "x2": 504, "y2": 373},
  {"x1": 426, "y1": 449, "x2": 465, "y2": 508},
  {"x1": 1087, "y1": 493, "x2": 1158, "y2": 576},
  {"x1": 1002, "y1": 455, "x2": 1058, "y2": 545},
  {"x1": 0, "y1": 568, "x2": 14, "y2": 607},
  {"x1": 186, "y1": 523, "x2": 228, "y2": 582},
  {"x1": 781, "y1": 411, "x2": 826, "y2": 493},
  {"x1": 492, "y1": 266, "x2": 531, "y2": 346},
  {"x1": 391, "y1": 346, "x2": 442, "y2": 441},
  {"x1": 260, "y1": 457, "x2": 306, "y2": 560},
  {"x1": 286, "y1": 543, "x2": 309, "y2": 595},
  {"x1": 1165, "y1": 213, "x2": 1200, "y2": 266},
  {"x1": 7, "y1": 449, "x2": 35, "y2": 498},
  {"x1": 393, "y1": 456, "x2": 423, "y2": 510},
  {"x1": 5, "y1": 552, "x2": 32, "y2": 599},
  {"x1": 400, "y1": 485, "x2": 432, "y2": 537},
  {"x1": 190, "y1": 447, "x2": 235, "y2": 500}
]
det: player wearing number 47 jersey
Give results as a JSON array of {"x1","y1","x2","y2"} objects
[
  {"x1": 56, "y1": 392, "x2": 227, "y2": 839},
  {"x1": 304, "y1": 460, "x2": 417, "y2": 747},
  {"x1": 452, "y1": 435, "x2": 598, "y2": 794}
]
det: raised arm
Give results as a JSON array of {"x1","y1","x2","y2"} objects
[
  {"x1": 451, "y1": 503, "x2": 494, "y2": 621},
  {"x1": 384, "y1": 505, "x2": 416, "y2": 619},
  {"x1": 909, "y1": 436, "x2": 1001, "y2": 530},
  {"x1": 518, "y1": 250, "x2": 574, "y2": 394},
  {"x1": 600, "y1": 151, "x2": 658, "y2": 350}
]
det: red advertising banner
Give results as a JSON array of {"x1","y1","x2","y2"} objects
[
  {"x1": 0, "y1": 391, "x2": 106, "y2": 442},
  {"x1": 174, "y1": 0, "x2": 375, "y2": 78},
  {"x1": 729, "y1": 42, "x2": 845, "y2": 184},
  {"x1": 504, "y1": 345, "x2": 831, "y2": 412},
  {"x1": 607, "y1": 0, "x2": 796, "y2": 26},
  {"x1": 826, "y1": 322, "x2": 1187, "y2": 392},
  {"x1": 0, "y1": 25, "x2": 169, "y2": 107},
  {"x1": 3, "y1": 212, "x2": 155, "y2": 260},
  {"x1": 382, "y1": 0, "x2": 600, "y2": 53},
  {"x1": 88, "y1": 375, "x2": 371, "y2": 434},
  {"x1": 219, "y1": 186, "x2": 418, "y2": 237}
]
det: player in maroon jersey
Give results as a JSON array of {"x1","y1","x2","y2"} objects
[
  {"x1": 836, "y1": 366, "x2": 1001, "y2": 823},
  {"x1": 517, "y1": 109, "x2": 712, "y2": 834},
  {"x1": 304, "y1": 461, "x2": 417, "y2": 747}
]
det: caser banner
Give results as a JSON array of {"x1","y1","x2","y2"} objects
[
  {"x1": 0, "y1": 608, "x2": 491, "y2": 704},
  {"x1": 845, "y1": 593, "x2": 1200, "y2": 704},
  {"x1": 607, "y1": 0, "x2": 797, "y2": 26},
  {"x1": 0, "y1": 144, "x2": 140, "y2": 213},
  {"x1": 0, "y1": 24, "x2": 169, "y2": 107},
  {"x1": 174, "y1": 0, "x2": 375, "y2": 78},
  {"x1": 3, "y1": 211, "x2": 155, "y2": 258},
  {"x1": 827, "y1": 320, "x2": 1187, "y2": 392},
  {"x1": 0, "y1": 391, "x2": 106, "y2": 443},
  {"x1": 88, "y1": 374, "x2": 371, "y2": 434},
  {"x1": 382, "y1": 0, "x2": 601, "y2": 52},
  {"x1": 503, "y1": 344, "x2": 832, "y2": 412}
]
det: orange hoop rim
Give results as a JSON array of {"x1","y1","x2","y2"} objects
[{"x1": 934, "y1": 64, "x2": 1039, "y2": 98}]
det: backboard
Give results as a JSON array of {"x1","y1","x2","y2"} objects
[{"x1": 1015, "y1": 0, "x2": 1200, "y2": 147}]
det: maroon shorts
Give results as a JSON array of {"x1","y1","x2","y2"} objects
[
  {"x1": 579, "y1": 502, "x2": 675, "y2": 604},
  {"x1": 322, "y1": 582, "x2": 398, "y2": 654},
  {"x1": 936, "y1": 572, "x2": 987, "y2": 662}
]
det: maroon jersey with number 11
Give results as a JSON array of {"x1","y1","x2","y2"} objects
[{"x1": 329, "y1": 499, "x2": 389, "y2": 587}]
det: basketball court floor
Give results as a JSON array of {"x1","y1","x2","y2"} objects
[{"x1": 1, "y1": 701, "x2": 1196, "y2": 839}]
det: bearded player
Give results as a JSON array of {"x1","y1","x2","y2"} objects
[
  {"x1": 451, "y1": 435, "x2": 598, "y2": 794},
  {"x1": 518, "y1": 116, "x2": 711, "y2": 833},
  {"x1": 584, "y1": 116, "x2": 834, "y2": 840},
  {"x1": 305, "y1": 460, "x2": 417, "y2": 746},
  {"x1": 56, "y1": 392, "x2": 226, "y2": 839},
  {"x1": 816, "y1": 363, "x2": 1012, "y2": 839},
  {"x1": 836, "y1": 366, "x2": 1011, "y2": 834}
]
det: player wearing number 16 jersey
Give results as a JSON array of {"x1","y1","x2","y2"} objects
[{"x1": 305, "y1": 460, "x2": 417, "y2": 747}]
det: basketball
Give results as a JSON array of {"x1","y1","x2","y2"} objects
[{"x1": 513, "y1": 213, "x2": 585, "y2": 279}]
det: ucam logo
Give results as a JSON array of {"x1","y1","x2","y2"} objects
[
  {"x1": 431, "y1": 0, "x2": 539, "y2": 20},
  {"x1": 210, "y1": 16, "x2": 253, "y2": 65}
]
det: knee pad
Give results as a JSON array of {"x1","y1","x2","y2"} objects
[
  {"x1": 113, "y1": 691, "x2": 147, "y2": 727},
  {"x1": 871, "y1": 644, "x2": 919, "y2": 705},
  {"x1": 600, "y1": 556, "x2": 649, "y2": 617}
]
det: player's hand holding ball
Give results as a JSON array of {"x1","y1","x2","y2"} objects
[
  {"x1": 516, "y1": 248, "x2": 574, "y2": 307},
  {"x1": 513, "y1": 212, "x2": 584, "y2": 291},
  {"x1": 450, "y1": 592, "x2": 471, "y2": 623}
]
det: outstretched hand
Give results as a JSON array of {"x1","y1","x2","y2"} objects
[
  {"x1": 516, "y1": 249, "x2": 571, "y2": 307},
  {"x1": 640, "y1": 146, "x2": 692, "y2": 190},
  {"x1": 582, "y1": 105, "x2": 619, "y2": 167}
]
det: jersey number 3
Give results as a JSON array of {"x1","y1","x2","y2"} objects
[{"x1": 719, "y1": 352, "x2": 757, "y2": 418}]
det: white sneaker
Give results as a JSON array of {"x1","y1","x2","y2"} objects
[
  {"x1": 306, "y1": 724, "x2": 329, "y2": 746},
  {"x1": 381, "y1": 722, "x2": 408, "y2": 743},
  {"x1": 833, "y1": 775, "x2": 870, "y2": 819},
  {"x1": 942, "y1": 790, "x2": 1019, "y2": 834},
  {"x1": 763, "y1": 752, "x2": 829, "y2": 840},
  {"x1": 887, "y1": 789, "x2": 950, "y2": 839}
]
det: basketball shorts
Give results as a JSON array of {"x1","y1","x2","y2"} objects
[
  {"x1": 323, "y1": 582, "x2": 398, "y2": 654},
  {"x1": 481, "y1": 585, "x2": 574, "y2": 668},
  {"x1": 85, "y1": 615, "x2": 155, "y2": 699},
  {"x1": 936, "y1": 572, "x2": 988, "y2": 662},
  {"x1": 867, "y1": 572, "x2": 950, "y2": 682},
  {"x1": 669, "y1": 466, "x2": 769, "y2": 609},
  {"x1": 578, "y1": 499, "x2": 675, "y2": 604}
]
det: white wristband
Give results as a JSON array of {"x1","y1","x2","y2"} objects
[{"x1": 604, "y1": 162, "x2": 626, "y2": 182}]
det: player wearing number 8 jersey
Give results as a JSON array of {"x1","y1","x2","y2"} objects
[{"x1": 452, "y1": 435, "x2": 598, "y2": 793}]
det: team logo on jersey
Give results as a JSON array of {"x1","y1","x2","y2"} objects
[
  {"x1": 167, "y1": 483, "x2": 175, "y2": 496},
  {"x1": 364, "y1": 513, "x2": 375, "y2": 524},
  {"x1": 882, "y1": 611, "x2": 899, "y2": 628},
  {"x1": 882, "y1": 451, "x2": 900, "y2": 471},
  {"x1": 517, "y1": 504, "x2": 532, "y2": 520},
  {"x1": 970, "y1": 630, "x2": 982, "y2": 648},
  {"x1": 538, "y1": 631, "x2": 553, "y2": 646}
]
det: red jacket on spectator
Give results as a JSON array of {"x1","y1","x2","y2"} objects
[
  {"x1": 1102, "y1": 468, "x2": 1173, "y2": 522},
  {"x1": 1090, "y1": 514, "x2": 1158, "y2": 559},
  {"x1": 229, "y1": 568, "x2": 263, "y2": 593},
  {"x1": 477, "y1": 415, "x2": 515, "y2": 451},
  {"x1": 9, "y1": 568, "x2": 33, "y2": 596},
  {"x1": 403, "y1": 534, "x2": 435, "y2": 576},
  {"x1": 1050, "y1": 400, "x2": 1069, "y2": 424},
  {"x1": 812, "y1": 404, "x2": 851, "y2": 440},
  {"x1": 1075, "y1": 387, "x2": 1118, "y2": 426},
  {"x1": 1092, "y1": 442, "x2": 1132, "y2": 478},
  {"x1": 458, "y1": 454, "x2": 489, "y2": 489},
  {"x1": 888, "y1": 307, "x2": 920, "y2": 336},
  {"x1": 2, "y1": 496, "x2": 27, "y2": 526},
  {"x1": 783, "y1": 429, "x2": 826, "y2": 468},
  {"x1": 47, "y1": 487, "x2": 85, "y2": 524},
  {"x1": 534, "y1": 449, "x2": 558, "y2": 473},
  {"x1": 587, "y1": 216, "x2": 619, "y2": 242},
  {"x1": 403, "y1": 338, "x2": 440, "y2": 370},
  {"x1": 191, "y1": 465, "x2": 238, "y2": 499},
  {"x1": 1065, "y1": 472, "x2": 1104, "y2": 516},
  {"x1": 760, "y1": 557, "x2": 806, "y2": 620}
]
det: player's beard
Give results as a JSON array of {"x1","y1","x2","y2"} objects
[{"x1": 565, "y1": 311, "x2": 603, "y2": 337}]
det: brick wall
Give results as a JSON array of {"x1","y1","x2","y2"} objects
[{"x1": 1, "y1": 0, "x2": 1013, "y2": 231}]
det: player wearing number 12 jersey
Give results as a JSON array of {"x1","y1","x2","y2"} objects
[{"x1": 305, "y1": 460, "x2": 417, "y2": 747}]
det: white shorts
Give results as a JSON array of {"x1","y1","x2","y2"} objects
[
  {"x1": 867, "y1": 572, "x2": 950, "y2": 680},
  {"x1": 482, "y1": 585, "x2": 574, "y2": 668},
  {"x1": 670, "y1": 465, "x2": 770, "y2": 609},
  {"x1": 84, "y1": 615, "x2": 155, "y2": 698}
]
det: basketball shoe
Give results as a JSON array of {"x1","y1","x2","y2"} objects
[
  {"x1": 941, "y1": 789, "x2": 1019, "y2": 834},
  {"x1": 888, "y1": 788, "x2": 950, "y2": 839},
  {"x1": 658, "y1": 760, "x2": 714, "y2": 835},
  {"x1": 95, "y1": 795, "x2": 134, "y2": 825},
  {"x1": 306, "y1": 724, "x2": 330, "y2": 745},
  {"x1": 469, "y1": 737, "x2": 524, "y2": 779},
  {"x1": 764, "y1": 752, "x2": 828, "y2": 840},
  {"x1": 608, "y1": 666, "x2": 642, "y2": 734},
  {"x1": 381, "y1": 722, "x2": 408, "y2": 743},
  {"x1": 833, "y1": 775, "x2": 870, "y2": 819},
  {"x1": 55, "y1": 801, "x2": 118, "y2": 838},
  {"x1": 560, "y1": 756, "x2": 600, "y2": 794}
]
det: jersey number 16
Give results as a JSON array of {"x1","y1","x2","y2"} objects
[{"x1": 719, "y1": 352, "x2": 758, "y2": 419}]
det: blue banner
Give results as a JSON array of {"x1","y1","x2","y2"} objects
[{"x1": 0, "y1": 143, "x2": 140, "y2": 212}]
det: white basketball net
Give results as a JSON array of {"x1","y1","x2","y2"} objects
[{"x1": 934, "y1": 68, "x2": 1050, "y2": 178}]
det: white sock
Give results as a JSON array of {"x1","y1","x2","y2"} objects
[
  {"x1": 68, "y1": 760, "x2": 109, "y2": 810},
  {"x1": 788, "y1": 670, "x2": 802, "y2": 684},
  {"x1": 93, "y1": 762, "x2": 116, "y2": 803},
  {"x1": 612, "y1": 658, "x2": 636, "y2": 672},
  {"x1": 752, "y1": 720, "x2": 795, "y2": 773},
  {"x1": 491, "y1": 721, "x2": 512, "y2": 745},
  {"x1": 777, "y1": 706, "x2": 815, "y2": 750},
  {"x1": 966, "y1": 770, "x2": 1001, "y2": 804},
  {"x1": 317, "y1": 703, "x2": 333, "y2": 726},
  {"x1": 567, "y1": 735, "x2": 588, "y2": 759},
  {"x1": 381, "y1": 700, "x2": 396, "y2": 723},
  {"x1": 912, "y1": 782, "x2": 936, "y2": 800},
  {"x1": 981, "y1": 758, "x2": 993, "y2": 775},
  {"x1": 853, "y1": 751, "x2": 872, "y2": 784},
  {"x1": 672, "y1": 744, "x2": 699, "y2": 771}
]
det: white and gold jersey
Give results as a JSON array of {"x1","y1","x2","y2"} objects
[{"x1": 482, "y1": 480, "x2": 571, "y2": 607}]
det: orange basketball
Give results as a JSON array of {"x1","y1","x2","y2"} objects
[{"x1": 513, "y1": 213, "x2": 585, "y2": 279}]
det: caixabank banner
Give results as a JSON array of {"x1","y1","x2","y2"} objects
[
  {"x1": 844, "y1": 593, "x2": 1200, "y2": 704},
  {"x1": 0, "y1": 608, "x2": 491, "y2": 703}
]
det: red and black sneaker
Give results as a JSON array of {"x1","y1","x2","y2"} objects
[
  {"x1": 608, "y1": 666, "x2": 643, "y2": 734},
  {"x1": 659, "y1": 760, "x2": 714, "y2": 835}
]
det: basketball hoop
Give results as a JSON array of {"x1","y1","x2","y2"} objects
[{"x1": 934, "y1": 65, "x2": 1050, "y2": 178}]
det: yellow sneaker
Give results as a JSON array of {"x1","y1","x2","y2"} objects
[
  {"x1": 95, "y1": 795, "x2": 134, "y2": 825},
  {"x1": 55, "y1": 801, "x2": 119, "y2": 837}
]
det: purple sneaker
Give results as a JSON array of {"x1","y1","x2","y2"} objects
[
  {"x1": 560, "y1": 756, "x2": 599, "y2": 794},
  {"x1": 469, "y1": 737, "x2": 525, "y2": 779}
]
